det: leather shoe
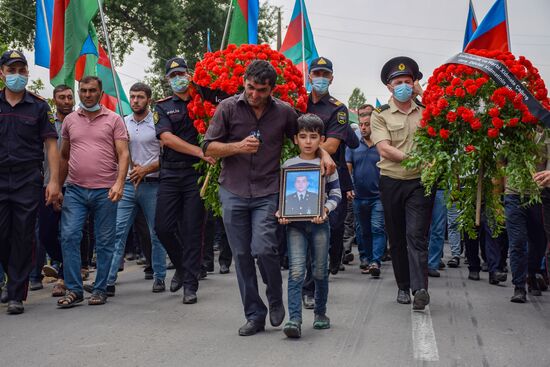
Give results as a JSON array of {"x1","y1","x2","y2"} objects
[
  {"x1": 302, "y1": 295, "x2": 315, "y2": 309},
  {"x1": 397, "y1": 289, "x2": 411, "y2": 304},
  {"x1": 428, "y1": 269, "x2": 440, "y2": 277},
  {"x1": 413, "y1": 289, "x2": 430, "y2": 310},
  {"x1": 359, "y1": 260, "x2": 369, "y2": 270},
  {"x1": 7, "y1": 300, "x2": 24, "y2": 315},
  {"x1": 269, "y1": 303, "x2": 285, "y2": 327},
  {"x1": 468, "y1": 271, "x2": 480, "y2": 281},
  {"x1": 219, "y1": 264, "x2": 230, "y2": 274},
  {"x1": 106, "y1": 285, "x2": 116, "y2": 297},
  {"x1": 0, "y1": 286, "x2": 8, "y2": 303},
  {"x1": 30, "y1": 280, "x2": 43, "y2": 291},
  {"x1": 238, "y1": 320, "x2": 265, "y2": 336},
  {"x1": 447, "y1": 256, "x2": 460, "y2": 268},
  {"x1": 170, "y1": 270, "x2": 183, "y2": 292},
  {"x1": 152, "y1": 279, "x2": 165, "y2": 293},
  {"x1": 183, "y1": 291, "x2": 197, "y2": 304},
  {"x1": 199, "y1": 268, "x2": 207, "y2": 280},
  {"x1": 510, "y1": 287, "x2": 526, "y2": 303}
]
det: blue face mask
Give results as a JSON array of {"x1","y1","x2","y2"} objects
[
  {"x1": 79, "y1": 102, "x2": 101, "y2": 112},
  {"x1": 5, "y1": 73, "x2": 28, "y2": 93},
  {"x1": 170, "y1": 75, "x2": 190, "y2": 93},
  {"x1": 311, "y1": 77, "x2": 330, "y2": 94},
  {"x1": 393, "y1": 83, "x2": 413, "y2": 102}
]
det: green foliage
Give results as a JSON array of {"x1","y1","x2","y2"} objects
[{"x1": 348, "y1": 87, "x2": 366, "y2": 111}]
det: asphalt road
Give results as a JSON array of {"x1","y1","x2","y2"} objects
[{"x1": 1, "y1": 252, "x2": 549, "y2": 367}]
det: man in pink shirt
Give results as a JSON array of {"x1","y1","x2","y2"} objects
[{"x1": 57, "y1": 76, "x2": 129, "y2": 308}]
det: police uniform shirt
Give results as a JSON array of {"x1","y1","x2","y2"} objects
[
  {"x1": 370, "y1": 98, "x2": 423, "y2": 180},
  {"x1": 307, "y1": 93, "x2": 357, "y2": 191},
  {"x1": 285, "y1": 190, "x2": 319, "y2": 216},
  {"x1": 154, "y1": 94, "x2": 200, "y2": 166},
  {"x1": 0, "y1": 89, "x2": 57, "y2": 167}
]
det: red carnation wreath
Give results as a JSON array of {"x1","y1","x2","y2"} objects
[
  {"x1": 404, "y1": 49, "x2": 550, "y2": 236},
  {"x1": 187, "y1": 44, "x2": 308, "y2": 215}
]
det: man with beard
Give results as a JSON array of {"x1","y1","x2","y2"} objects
[
  {"x1": 104, "y1": 82, "x2": 167, "y2": 296},
  {"x1": 0, "y1": 50, "x2": 61, "y2": 314},
  {"x1": 346, "y1": 112, "x2": 385, "y2": 277}
]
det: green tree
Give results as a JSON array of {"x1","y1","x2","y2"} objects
[
  {"x1": 0, "y1": 43, "x2": 5, "y2": 89},
  {"x1": 348, "y1": 87, "x2": 366, "y2": 111}
]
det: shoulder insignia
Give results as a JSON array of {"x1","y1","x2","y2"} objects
[
  {"x1": 153, "y1": 111, "x2": 160, "y2": 124},
  {"x1": 328, "y1": 97, "x2": 343, "y2": 106},
  {"x1": 27, "y1": 91, "x2": 46, "y2": 101},
  {"x1": 47, "y1": 110, "x2": 55, "y2": 124},
  {"x1": 155, "y1": 96, "x2": 172, "y2": 104},
  {"x1": 374, "y1": 104, "x2": 390, "y2": 114},
  {"x1": 414, "y1": 97, "x2": 425, "y2": 108},
  {"x1": 337, "y1": 111, "x2": 347, "y2": 125}
]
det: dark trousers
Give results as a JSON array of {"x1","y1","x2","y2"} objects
[
  {"x1": 219, "y1": 186, "x2": 282, "y2": 323},
  {"x1": 0, "y1": 168, "x2": 42, "y2": 301},
  {"x1": 504, "y1": 194, "x2": 547, "y2": 287},
  {"x1": 80, "y1": 215, "x2": 95, "y2": 268},
  {"x1": 328, "y1": 189, "x2": 348, "y2": 268},
  {"x1": 379, "y1": 176, "x2": 433, "y2": 292},
  {"x1": 203, "y1": 213, "x2": 232, "y2": 270},
  {"x1": 155, "y1": 167, "x2": 204, "y2": 292},
  {"x1": 134, "y1": 207, "x2": 152, "y2": 269},
  {"x1": 38, "y1": 186, "x2": 64, "y2": 278},
  {"x1": 464, "y1": 216, "x2": 503, "y2": 273}
]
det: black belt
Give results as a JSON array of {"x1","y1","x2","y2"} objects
[
  {"x1": 160, "y1": 160, "x2": 197, "y2": 169},
  {"x1": 141, "y1": 176, "x2": 159, "y2": 183},
  {"x1": 0, "y1": 161, "x2": 41, "y2": 173}
]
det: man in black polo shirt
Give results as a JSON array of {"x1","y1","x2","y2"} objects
[
  {"x1": 203, "y1": 60, "x2": 335, "y2": 336},
  {"x1": 154, "y1": 57, "x2": 216, "y2": 304},
  {"x1": 0, "y1": 50, "x2": 61, "y2": 314}
]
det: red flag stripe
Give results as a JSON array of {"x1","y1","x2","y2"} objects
[{"x1": 49, "y1": 0, "x2": 70, "y2": 80}]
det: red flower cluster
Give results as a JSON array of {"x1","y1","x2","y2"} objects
[
  {"x1": 421, "y1": 49, "x2": 549, "y2": 143},
  {"x1": 188, "y1": 44, "x2": 308, "y2": 134}
]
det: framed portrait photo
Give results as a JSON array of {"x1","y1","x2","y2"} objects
[{"x1": 279, "y1": 166, "x2": 325, "y2": 222}]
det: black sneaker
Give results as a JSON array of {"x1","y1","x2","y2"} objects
[
  {"x1": 438, "y1": 260, "x2": 446, "y2": 270},
  {"x1": 313, "y1": 314, "x2": 331, "y2": 329},
  {"x1": 283, "y1": 320, "x2": 302, "y2": 338},
  {"x1": 30, "y1": 280, "x2": 43, "y2": 291},
  {"x1": 302, "y1": 295, "x2": 315, "y2": 309},
  {"x1": 106, "y1": 285, "x2": 116, "y2": 297},
  {"x1": 428, "y1": 269, "x2": 441, "y2": 278},
  {"x1": 397, "y1": 289, "x2": 411, "y2": 304},
  {"x1": 342, "y1": 252, "x2": 354, "y2": 265},
  {"x1": 447, "y1": 256, "x2": 460, "y2": 268},
  {"x1": 152, "y1": 279, "x2": 165, "y2": 293},
  {"x1": 510, "y1": 287, "x2": 527, "y2": 303},
  {"x1": 413, "y1": 289, "x2": 430, "y2": 311},
  {"x1": 468, "y1": 271, "x2": 480, "y2": 281},
  {"x1": 0, "y1": 285, "x2": 8, "y2": 304}
]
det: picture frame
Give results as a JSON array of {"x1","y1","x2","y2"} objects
[{"x1": 278, "y1": 166, "x2": 325, "y2": 222}]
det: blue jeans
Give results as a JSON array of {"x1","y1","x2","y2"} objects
[
  {"x1": 61, "y1": 185, "x2": 117, "y2": 295},
  {"x1": 287, "y1": 221, "x2": 330, "y2": 322},
  {"x1": 428, "y1": 190, "x2": 447, "y2": 270},
  {"x1": 108, "y1": 181, "x2": 166, "y2": 285},
  {"x1": 446, "y1": 203, "x2": 461, "y2": 257},
  {"x1": 504, "y1": 194, "x2": 547, "y2": 287},
  {"x1": 353, "y1": 197, "x2": 386, "y2": 264}
]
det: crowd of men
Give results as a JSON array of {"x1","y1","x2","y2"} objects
[{"x1": 0, "y1": 49, "x2": 548, "y2": 338}]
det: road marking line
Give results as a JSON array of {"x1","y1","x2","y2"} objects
[{"x1": 411, "y1": 305, "x2": 439, "y2": 362}]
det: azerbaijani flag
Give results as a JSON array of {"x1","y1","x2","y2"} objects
[
  {"x1": 227, "y1": 0, "x2": 260, "y2": 45},
  {"x1": 96, "y1": 45, "x2": 131, "y2": 115},
  {"x1": 463, "y1": 0, "x2": 478, "y2": 51},
  {"x1": 375, "y1": 98, "x2": 382, "y2": 108},
  {"x1": 464, "y1": 0, "x2": 510, "y2": 52},
  {"x1": 280, "y1": 0, "x2": 318, "y2": 86},
  {"x1": 35, "y1": 0, "x2": 54, "y2": 68},
  {"x1": 50, "y1": 0, "x2": 99, "y2": 87}
]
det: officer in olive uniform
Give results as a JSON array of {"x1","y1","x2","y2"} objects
[
  {"x1": 154, "y1": 57, "x2": 215, "y2": 304},
  {"x1": 371, "y1": 56, "x2": 433, "y2": 311},
  {"x1": 0, "y1": 51, "x2": 61, "y2": 314},
  {"x1": 306, "y1": 57, "x2": 359, "y2": 274}
]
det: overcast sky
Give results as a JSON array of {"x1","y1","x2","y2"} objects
[{"x1": 27, "y1": 0, "x2": 550, "y2": 106}]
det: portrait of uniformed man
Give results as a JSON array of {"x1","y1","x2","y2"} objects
[{"x1": 284, "y1": 172, "x2": 320, "y2": 216}]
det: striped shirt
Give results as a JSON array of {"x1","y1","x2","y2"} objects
[{"x1": 281, "y1": 156, "x2": 341, "y2": 213}]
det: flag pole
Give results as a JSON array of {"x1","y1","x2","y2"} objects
[
  {"x1": 220, "y1": 0, "x2": 234, "y2": 51},
  {"x1": 300, "y1": 0, "x2": 306, "y2": 88},
  {"x1": 96, "y1": 0, "x2": 125, "y2": 117},
  {"x1": 39, "y1": 0, "x2": 51, "y2": 51}
]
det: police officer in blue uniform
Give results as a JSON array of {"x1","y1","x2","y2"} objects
[
  {"x1": 154, "y1": 57, "x2": 216, "y2": 304},
  {"x1": 0, "y1": 50, "x2": 61, "y2": 314}
]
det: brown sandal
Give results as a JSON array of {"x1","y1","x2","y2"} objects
[
  {"x1": 88, "y1": 292, "x2": 107, "y2": 306},
  {"x1": 57, "y1": 291, "x2": 83, "y2": 308},
  {"x1": 52, "y1": 281, "x2": 67, "y2": 297}
]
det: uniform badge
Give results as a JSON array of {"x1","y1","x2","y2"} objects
[
  {"x1": 153, "y1": 111, "x2": 160, "y2": 124},
  {"x1": 398, "y1": 63, "x2": 406, "y2": 71},
  {"x1": 318, "y1": 58, "x2": 327, "y2": 65},
  {"x1": 10, "y1": 51, "x2": 21, "y2": 59},
  {"x1": 337, "y1": 111, "x2": 347, "y2": 125},
  {"x1": 47, "y1": 110, "x2": 55, "y2": 124},
  {"x1": 170, "y1": 61, "x2": 179, "y2": 68}
]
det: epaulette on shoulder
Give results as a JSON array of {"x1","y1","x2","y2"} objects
[
  {"x1": 328, "y1": 96, "x2": 343, "y2": 106},
  {"x1": 155, "y1": 96, "x2": 172, "y2": 104},
  {"x1": 374, "y1": 104, "x2": 390, "y2": 113},
  {"x1": 27, "y1": 91, "x2": 47, "y2": 101},
  {"x1": 414, "y1": 97, "x2": 425, "y2": 108}
]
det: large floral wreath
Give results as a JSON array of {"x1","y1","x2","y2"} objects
[
  {"x1": 188, "y1": 44, "x2": 308, "y2": 215},
  {"x1": 404, "y1": 49, "x2": 550, "y2": 236}
]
